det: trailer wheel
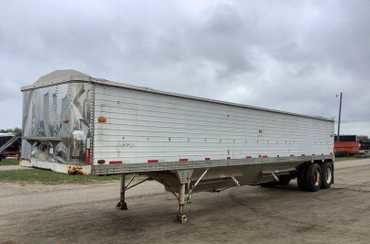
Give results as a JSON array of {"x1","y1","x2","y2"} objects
[
  {"x1": 297, "y1": 165, "x2": 308, "y2": 190},
  {"x1": 321, "y1": 161, "x2": 334, "y2": 189},
  {"x1": 304, "y1": 163, "x2": 322, "y2": 192}
]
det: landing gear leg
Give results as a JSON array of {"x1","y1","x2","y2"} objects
[
  {"x1": 175, "y1": 170, "x2": 193, "y2": 224},
  {"x1": 117, "y1": 174, "x2": 128, "y2": 210},
  {"x1": 177, "y1": 183, "x2": 188, "y2": 224}
]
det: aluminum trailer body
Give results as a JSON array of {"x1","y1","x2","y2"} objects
[{"x1": 21, "y1": 70, "x2": 335, "y2": 223}]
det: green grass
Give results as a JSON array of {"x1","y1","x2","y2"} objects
[
  {"x1": 0, "y1": 158, "x2": 19, "y2": 166},
  {"x1": 0, "y1": 168, "x2": 120, "y2": 185}
]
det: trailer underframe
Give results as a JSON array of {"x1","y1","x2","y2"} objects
[{"x1": 113, "y1": 155, "x2": 334, "y2": 223}]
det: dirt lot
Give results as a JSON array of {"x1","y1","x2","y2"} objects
[{"x1": 1, "y1": 159, "x2": 370, "y2": 244}]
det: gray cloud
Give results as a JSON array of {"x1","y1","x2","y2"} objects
[{"x1": 0, "y1": 0, "x2": 369, "y2": 134}]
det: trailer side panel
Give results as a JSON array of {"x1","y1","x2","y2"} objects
[{"x1": 93, "y1": 84, "x2": 334, "y2": 168}]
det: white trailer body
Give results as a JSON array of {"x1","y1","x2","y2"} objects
[
  {"x1": 21, "y1": 70, "x2": 335, "y2": 223},
  {"x1": 93, "y1": 84, "x2": 332, "y2": 165}
]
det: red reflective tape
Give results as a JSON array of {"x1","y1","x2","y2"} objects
[
  {"x1": 147, "y1": 159, "x2": 159, "y2": 163},
  {"x1": 109, "y1": 160, "x2": 122, "y2": 164},
  {"x1": 179, "y1": 158, "x2": 188, "y2": 162},
  {"x1": 84, "y1": 149, "x2": 91, "y2": 165},
  {"x1": 205, "y1": 157, "x2": 211, "y2": 161}
]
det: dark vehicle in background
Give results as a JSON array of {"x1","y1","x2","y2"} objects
[
  {"x1": 358, "y1": 136, "x2": 370, "y2": 153},
  {"x1": 334, "y1": 135, "x2": 370, "y2": 156},
  {"x1": 0, "y1": 133, "x2": 21, "y2": 161}
]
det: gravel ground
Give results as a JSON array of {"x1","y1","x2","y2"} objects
[{"x1": 1, "y1": 159, "x2": 370, "y2": 244}]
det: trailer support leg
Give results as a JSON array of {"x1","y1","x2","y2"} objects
[
  {"x1": 117, "y1": 174, "x2": 128, "y2": 210},
  {"x1": 177, "y1": 183, "x2": 188, "y2": 224},
  {"x1": 175, "y1": 170, "x2": 193, "y2": 224}
]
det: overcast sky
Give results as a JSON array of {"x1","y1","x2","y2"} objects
[{"x1": 1, "y1": 0, "x2": 369, "y2": 135}]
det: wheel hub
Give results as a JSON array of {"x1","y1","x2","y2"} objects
[
  {"x1": 326, "y1": 167, "x2": 332, "y2": 184},
  {"x1": 314, "y1": 170, "x2": 321, "y2": 187}
]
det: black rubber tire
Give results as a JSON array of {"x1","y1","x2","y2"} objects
[
  {"x1": 278, "y1": 175, "x2": 291, "y2": 185},
  {"x1": 305, "y1": 163, "x2": 322, "y2": 192},
  {"x1": 297, "y1": 165, "x2": 308, "y2": 190},
  {"x1": 321, "y1": 161, "x2": 334, "y2": 189}
]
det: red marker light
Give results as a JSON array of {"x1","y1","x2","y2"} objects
[{"x1": 147, "y1": 159, "x2": 159, "y2": 164}]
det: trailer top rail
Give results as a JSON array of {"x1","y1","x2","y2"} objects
[{"x1": 21, "y1": 70, "x2": 334, "y2": 122}]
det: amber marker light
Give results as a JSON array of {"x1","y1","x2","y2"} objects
[{"x1": 97, "y1": 116, "x2": 107, "y2": 123}]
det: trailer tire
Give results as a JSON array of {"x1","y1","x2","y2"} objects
[
  {"x1": 321, "y1": 161, "x2": 334, "y2": 189},
  {"x1": 304, "y1": 163, "x2": 322, "y2": 192},
  {"x1": 297, "y1": 165, "x2": 308, "y2": 190}
]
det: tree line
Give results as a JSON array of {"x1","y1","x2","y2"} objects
[{"x1": 0, "y1": 128, "x2": 22, "y2": 136}]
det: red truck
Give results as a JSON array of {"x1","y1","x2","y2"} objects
[{"x1": 334, "y1": 135, "x2": 361, "y2": 156}]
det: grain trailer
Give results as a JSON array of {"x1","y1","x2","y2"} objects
[{"x1": 21, "y1": 70, "x2": 335, "y2": 223}]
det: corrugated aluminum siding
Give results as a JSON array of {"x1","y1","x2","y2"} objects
[{"x1": 93, "y1": 84, "x2": 334, "y2": 165}]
